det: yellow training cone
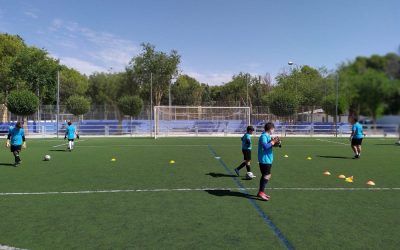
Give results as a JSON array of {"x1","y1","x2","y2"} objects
[
  {"x1": 338, "y1": 174, "x2": 346, "y2": 179},
  {"x1": 307, "y1": 157, "x2": 312, "y2": 160},
  {"x1": 111, "y1": 158, "x2": 116, "y2": 162},
  {"x1": 169, "y1": 160, "x2": 175, "y2": 164},
  {"x1": 323, "y1": 171, "x2": 331, "y2": 176},
  {"x1": 345, "y1": 177, "x2": 354, "y2": 183},
  {"x1": 366, "y1": 180, "x2": 376, "y2": 186},
  {"x1": 284, "y1": 155, "x2": 289, "y2": 158}
]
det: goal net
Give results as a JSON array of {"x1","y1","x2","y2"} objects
[{"x1": 154, "y1": 106, "x2": 251, "y2": 138}]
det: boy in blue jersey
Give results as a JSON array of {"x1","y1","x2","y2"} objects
[
  {"x1": 6, "y1": 122, "x2": 26, "y2": 166},
  {"x1": 234, "y1": 126, "x2": 256, "y2": 179},
  {"x1": 64, "y1": 121, "x2": 79, "y2": 151},
  {"x1": 257, "y1": 122, "x2": 280, "y2": 201},
  {"x1": 349, "y1": 115, "x2": 364, "y2": 159}
]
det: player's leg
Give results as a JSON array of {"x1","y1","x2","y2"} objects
[
  {"x1": 11, "y1": 146, "x2": 21, "y2": 165},
  {"x1": 234, "y1": 150, "x2": 248, "y2": 176},
  {"x1": 257, "y1": 164, "x2": 272, "y2": 201},
  {"x1": 71, "y1": 139, "x2": 75, "y2": 149},
  {"x1": 351, "y1": 139, "x2": 359, "y2": 158}
]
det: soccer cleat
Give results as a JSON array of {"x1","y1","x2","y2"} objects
[
  {"x1": 246, "y1": 172, "x2": 256, "y2": 179},
  {"x1": 352, "y1": 155, "x2": 359, "y2": 159},
  {"x1": 234, "y1": 168, "x2": 240, "y2": 176},
  {"x1": 257, "y1": 191, "x2": 269, "y2": 201}
]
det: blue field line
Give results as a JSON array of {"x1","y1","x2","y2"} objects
[{"x1": 207, "y1": 145, "x2": 294, "y2": 250}]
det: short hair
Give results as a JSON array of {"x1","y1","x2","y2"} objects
[
  {"x1": 67, "y1": 121, "x2": 72, "y2": 126},
  {"x1": 349, "y1": 114, "x2": 359, "y2": 122},
  {"x1": 15, "y1": 121, "x2": 22, "y2": 129},
  {"x1": 264, "y1": 122, "x2": 275, "y2": 131},
  {"x1": 246, "y1": 126, "x2": 254, "y2": 132}
]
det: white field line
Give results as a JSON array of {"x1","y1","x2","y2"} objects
[
  {"x1": 52, "y1": 140, "x2": 86, "y2": 148},
  {"x1": 0, "y1": 244, "x2": 27, "y2": 250},
  {"x1": 75, "y1": 144, "x2": 346, "y2": 148},
  {"x1": 316, "y1": 138, "x2": 349, "y2": 146},
  {"x1": 0, "y1": 187, "x2": 399, "y2": 196}
]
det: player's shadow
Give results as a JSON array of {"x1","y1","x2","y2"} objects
[
  {"x1": 317, "y1": 155, "x2": 352, "y2": 160},
  {"x1": 205, "y1": 190, "x2": 259, "y2": 200},
  {"x1": 0, "y1": 163, "x2": 16, "y2": 167},
  {"x1": 49, "y1": 149, "x2": 67, "y2": 152},
  {"x1": 206, "y1": 172, "x2": 237, "y2": 178}
]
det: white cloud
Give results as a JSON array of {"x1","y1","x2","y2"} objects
[
  {"x1": 183, "y1": 70, "x2": 233, "y2": 85},
  {"x1": 46, "y1": 18, "x2": 139, "y2": 74},
  {"x1": 24, "y1": 10, "x2": 38, "y2": 19},
  {"x1": 59, "y1": 57, "x2": 107, "y2": 75}
]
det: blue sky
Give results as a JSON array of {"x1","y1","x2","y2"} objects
[{"x1": 0, "y1": 0, "x2": 399, "y2": 84}]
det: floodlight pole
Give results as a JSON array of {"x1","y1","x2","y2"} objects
[
  {"x1": 288, "y1": 61, "x2": 300, "y2": 123},
  {"x1": 56, "y1": 70, "x2": 60, "y2": 138},
  {"x1": 335, "y1": 73, "x2": 339, "y2": 137},
  {"x1": 246, "y1": 75, "x2": 249, "y2": 106},
  {"x1": 150, "y1": 73, "x2": 153, "y2": 137}
]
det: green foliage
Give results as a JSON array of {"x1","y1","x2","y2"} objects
[
  {"x1": 87, "y1": 72, "x2": 122, "y2": 105},
  {"x1": 128, "y1": 43, "x2": 180, "y2": 106},
  {"x1": 264, "y1": 90, "x2": 298, "y2": 117},
  {"x1": 117, "y1": 95, "x2": 144, "y2": 117},
  {"x1": 66, "y1": 95, "x2": 90, "y2": 116},
  {"x1": 6, "y1": 90, "x2": 39, "y2": 116},
  {"x1": 60, "y1": 67, "x2": 89, "y2": 103},
  {"x1": 321, "y1": 94, "x2": 348, "y2": 119},
  {"x1": 171, "y1": 75, "x2": 203, "y2": 106}
]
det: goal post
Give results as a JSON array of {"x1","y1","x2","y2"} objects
[{"x1": 153, "y1": 106, "x2": 251, "y2": 138}]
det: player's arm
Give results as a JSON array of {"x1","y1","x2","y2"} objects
[
  {"x1": 261, "y1": 137, "x2": 276, "y2": 151},
  {"x1": 22, "y1": 135, "x2": 26, "y2": 149},
  {"x1": 75, "y1": 129, "x2": 80, "y2": 139},
  {"x1": 6, "y1": 133, "x2": 10, "y2": 147},
  {"x1": 64, "y1": 129, "x2": 67, "y2": 140}
]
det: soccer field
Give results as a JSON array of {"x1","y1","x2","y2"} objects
[{"x1": 0, "y1": 137, "x2": 399, "y2": 250}]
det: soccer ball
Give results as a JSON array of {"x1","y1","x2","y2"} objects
[
  {"x1": 44, "y1": 155, "x2": 51, "y2": 161},
  {"x1": 246, "y1": 172, "x2": 256, "y2": 179}
]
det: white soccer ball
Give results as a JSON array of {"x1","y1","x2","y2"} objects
[
  {"x1": 44, "y1": 155, "x2": 51, "y2": 161},
  {"x1": 246, "y1": 172, "x2": 256, "y2": 179}
]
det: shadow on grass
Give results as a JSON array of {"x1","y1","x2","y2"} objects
[
  {"x1": 317, "y1": 155, "x2": 352, "y2": 159},
  {"x1": 206, "y1": 172, "x2": 237, "y2": 178},
  {"x1": 49, "y1": 149, "x2": 67, "y2": 152},
  {"x1": 205, "y1": 190, "x2": 260, "y2": 200},
  {"x1": 0, "y1": 163, "x2": 16, "y2": 167}
]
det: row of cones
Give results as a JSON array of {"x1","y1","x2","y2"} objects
[
  {"x1": 282, "y1": 155, "x2": 312, "y2": 160},
  {"x1": 323, "y1": 171, "x2": 375, "y2": 186}
]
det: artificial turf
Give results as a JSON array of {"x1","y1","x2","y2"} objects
[{"x1": 0, "y1": 137, "x2": 399, "y2": 249}]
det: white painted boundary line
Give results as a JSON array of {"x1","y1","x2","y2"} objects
[
  {"x1": 316, "y1": 138, "x2": 349, "y2": 146},
  {"x1": 0, "y1": 244, "x2": 27, "y2": 250},
  {"x1": 1, "y1": 187, "x2": 399, "y2": 196},
  {"x1": 52, "y1": 140, "x2": 86, "y2": 148}
]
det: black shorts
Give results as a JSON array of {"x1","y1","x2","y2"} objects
[
  {"x1": 242, "y1": 149, "x2": 251, "y2": 161},
  {"x1": 351, "y1": 138, "x2": 363, "y2": 146},
  {"x1": 259, "y1": 163, "x2": 272, "y2": 176},
  {"x1": 10, "y1": 145, "x2": 22, "y2": 152},
  {"x1": 68, "y1": 139, "x2": 74, "y2": 142}
]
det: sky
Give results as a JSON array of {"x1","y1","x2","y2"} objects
[{"x1": 0, "y1": 0, "x2": 399, "y2": 85}]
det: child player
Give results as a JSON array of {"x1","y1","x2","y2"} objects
[
  {"x1": 234, "y1": 126, "x2": 256, "y2": 179},
  {"x1": 349, "y1": 115, "x2": 364, "y2": 159},
  {"x1": 257, "y1": 122, "x2": 280, "y2": 201},
  {"x1": 6, "y1": 121, "x2": 26, "y2": 166},
  {"x1": 64, "y1": 121, "x2": 79, "y2": 151}
]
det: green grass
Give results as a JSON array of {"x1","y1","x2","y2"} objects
[{"x1": 0, "y1": 137, "x2": 399, "y2": 249}]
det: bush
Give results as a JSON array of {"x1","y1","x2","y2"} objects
[
  {"x1": 117, "y1": 96, "x2": 144, "y2": 118},
  {"x1": 6, "y1": 90, "x2": 39, "y2": 116},
  {"x1": 66, "y1": 95, "x2": 90, "y2": 116},
  {"x1": 264, "y1": 91, "x2": 298, "y2": 117}
]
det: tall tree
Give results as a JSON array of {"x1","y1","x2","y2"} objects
[
  {"x1": 59, "y1": 67, "x2": 89, "y2": 103},
  {"x1": 127, "y1": 43, "x2": 180, "y2": 106},
  {"x1": 171, "y1": 75, "x2": 203, "y2": 106}
]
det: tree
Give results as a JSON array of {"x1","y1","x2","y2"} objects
[
  {"x1": 59, "y1": 67, "x2": 89, "y2": 103},
  {"x1": 10, "y1": 46, "x2": 59, "y2": 104},
  {"x1": 66, "y1": 95, "x2": 90, "y2": 117},
  {"x1": 263, "y1": 90, "x2": 298, "y2": 120},
  {"x1": 117, "y1": 95, "x2": 144, "y2": 118},
  {"x1": 171, "y1": 75, "x2": 203, "y2": 106},
  {"x1": 128, "y1": 43, "x2": 180, "y2": 106},
  {"x1": 6, "y1": 90, "x2": 39, "y2": 132},
  {"x1": 321, "y1": 94, "x2": 348, "y2": 122}
]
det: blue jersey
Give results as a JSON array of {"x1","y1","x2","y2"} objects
[
  {"x1": 241, "y1": 133, "x2": 252, "y2": 150},
  {"x1": 352, "y1": 122, "x2": 363, "y2": 139},
  {"x1": 258, "y1": 132, "x2": 273, "y2": 164},
  {"x1": 8, "y1": 126, "x2": 25, "y2": 146},
  {"x1": 65, "y1": 125, "x2": 76, "y2": 139}
]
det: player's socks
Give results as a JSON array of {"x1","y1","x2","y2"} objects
[
  {"x1": 246, "y1": 164, "x2": 251, "y2": 172},
  {"x1": 259, "y1": 178, "x2": 269, "y2": 193}
]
